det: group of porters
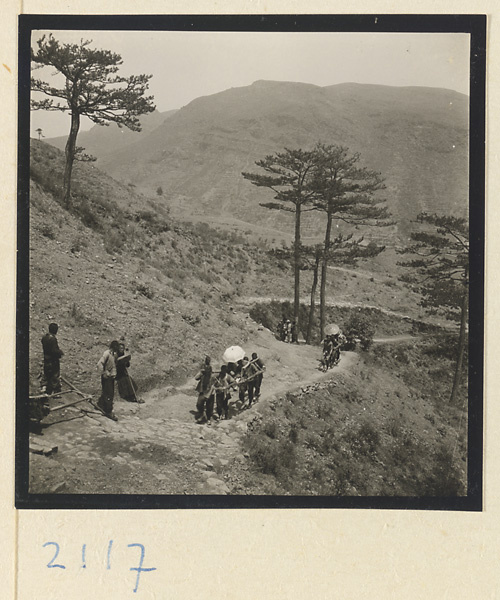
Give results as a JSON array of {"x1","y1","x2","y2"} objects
[
  {"x1": 194, "y1": 354, "x2": 266, "y2": 425},
  {"x1": 38, "y1": 320, "x2": 343, "y2": 424},
  {"x1": 38, "y1": 323, "x2": 266, "y2": 424}
]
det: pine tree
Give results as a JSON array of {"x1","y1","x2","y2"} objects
[
  {"x1": 31, "y1": 34, "x2": 155, "y2": 207},
  {"x1": 398, "y1": 213, "x2": 469, "y2": 404},
  {"x1": 310, "y1": 144, "x2": 389, "y2": 340},
  {"x1": 242, "y1": 148, "x2": 317, "y2": 323}
]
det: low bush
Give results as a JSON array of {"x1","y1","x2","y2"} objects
[
  {"x1": 136, "y1": 283, "x2": 154, "y2": 299},
  {"x1": 39, "y1": 223, "x2": 56, "y2": 240},
  {"x1": 343, "y1": 312, "x2": 376, "y2": 350},
  {"x1": 70, "y1": 233, "x2": 88, "y2": 253},
  {"x1": 245, "y1": 436, "x2": 297, "y2": 478}
]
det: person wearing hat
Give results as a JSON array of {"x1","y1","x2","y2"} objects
[{"x1": 41, "y1": 322, "x2": 64, "y2": 395}]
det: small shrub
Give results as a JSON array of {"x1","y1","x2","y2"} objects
[
  {"x1": 68, "y1": 302, "x2": 97, "y2": 327},
  {"x1": 421, "y1": 444, "x2": 465, "y2": 496},
  {"x1": 39, "y1": 223, "x2": 56, "y2": 240},
  {"x1": 263, "y1": 421, "x2": 279, "y2": 439},
  {"x1": 289, "y1": 424, "x2": 299, "y2": 444},
  {"x1": 246, "y1": 437, "x2": 297, "y2": 477},
  {"x1": 182, "y1": 314, "x2": 200, "y2": 326},
  {"x1": 70, "y1": 233, "x2": 88, "y2": 253},
  {"x1": 357, "y1": 422, "x2": 380, "y2": 454},
  {"x1": 343, "y1": 313, "x2": 376, "y2": 351},
  {"x1": 103, "y1": 228, "x2": 125, "y2": 255},
  {"x1": 341, "y1": 422, "x2": 380, "y2": 458},
  {"x1": 136, "y1": 283, "x2": 154, "y2": 299}
]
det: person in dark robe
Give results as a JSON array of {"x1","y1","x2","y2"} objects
[
  {"x1": 116, "y1": 342, "x2": 143, "y2": 403},
  {"x1": 41, "y1": 322, "x2": 63, "y2": 395}
]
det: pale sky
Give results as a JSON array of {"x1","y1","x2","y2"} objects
[{"x1": 30, "y1": 30, "x2": 470, "y2": 138}]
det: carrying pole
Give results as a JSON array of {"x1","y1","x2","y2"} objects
[
  {"x1": 50, "y1": 395, "x2": 93, "y2": 412},
  {"x1": 127, "y1": 372, "x2": 140, "y2": 405},
  {"x1": 61, "y1": 376, "x2": 89, "y2": 398}
]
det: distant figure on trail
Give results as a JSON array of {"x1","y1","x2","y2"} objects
[
  {"x1": 330, "y1": 334, "x2": 341, "y2": 367},
  {"x1": 321, "y1": 332, "x2": 346, "y2": 371},
  {"x1": 291, "y1": 319, "x2": 298, "y2": 344},
  {"x1": 277, "y1": 317, "x2": 287, "y2": 342},
  {"x1": 251, "y1": 352, "x2": 266, "y2": 398},
  {"x1": 321, "y1": 335, "x2": 334, "y2": 371},
  {"x1": 213, "y1": 364, "x2": 235, "y2": 420},
  {"x1": 41, "y1": 322, "x2": 63, "y2": 395},
  {"x1": 116, "y1": 342, "x2": 143, "y2": 403},
  {"x1": 96, "y1": 340, "x2": 120, "y2": 421},
  {"x1": 195, "y1": 356, "x2": 215, "y2": 424},
  {"x1": 284, "y1": 319, "x2": 292, "y2": 343}
]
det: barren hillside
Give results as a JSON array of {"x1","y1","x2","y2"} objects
[{"x1": 90, "y1": 81, "x2": 468, "y2": 243}]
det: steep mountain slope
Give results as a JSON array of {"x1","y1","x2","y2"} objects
[
  {"x1": 28, "y1": 140, "x2": 290, "y2": 395},
  {"x1": 46, "y1": 108, "x2": 178, "y2": 163},
  {"x1": 28, "y1": 139, "x2": 425, "y2": 397},
  {"x1": 97, "y1": 81, "x2": 469, "y2": 243}
]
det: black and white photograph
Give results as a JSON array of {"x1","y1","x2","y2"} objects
[{"x1": 17, "y1": 15, "x2": 484, "y2": 508}]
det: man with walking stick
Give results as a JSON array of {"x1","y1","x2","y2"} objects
[{"x1": 116, "y1": 342, "x2": 144, "y2": 403}]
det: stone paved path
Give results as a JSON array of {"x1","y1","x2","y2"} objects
[{"x1": 29, "y1": 326, "x2": 358, "y2": 495}]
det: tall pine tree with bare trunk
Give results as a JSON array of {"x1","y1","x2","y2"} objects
[
  {"x1": 31, "y1": 35, "x2": 155, "y2": 208},
  {"x1": 242, "y1": 148, "x2": 317, "y2": 324},
  {"x1": 398, "y1": 213, "x2": 469, "y2": 405},
  {"x1": 310, "y1": 144, "x2": 389, "y2": 341}
]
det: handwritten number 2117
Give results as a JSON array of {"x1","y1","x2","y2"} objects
[{"x1": 42, "y1": 541, "x2": 156, "y2": 593}]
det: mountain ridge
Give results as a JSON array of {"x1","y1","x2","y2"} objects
[{"x1": 47, "y1": 81, "x2": 469, "y2": 244}]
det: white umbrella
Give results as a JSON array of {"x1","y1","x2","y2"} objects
[
  {"x1": 222, "y1": 345, "x2": 246, "y2": 364},
  {"x1": 325, "y1": 323, "x2": 340, "y2": 336}
]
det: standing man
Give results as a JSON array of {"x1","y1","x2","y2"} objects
[
  {"x1": 41, "y1": 322, "x2": 63, "y2": 395},
  {"x1": 241, "y1": 356, "x2": 259, "y2": 408},
  {"x1": 96, "y1": 340, "x2": 120, "y2": 421},
  {"x1": 195, "y1": 356, "x2": 215, "y2": 424},
  {"x1": 251, "y1": 352, "x2": 266, "y2": 399},
  {"x1": 214, "y1": 364, "x2": 235, "y2": 420}
]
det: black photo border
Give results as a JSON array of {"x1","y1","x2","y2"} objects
[{"x1": 16, "y1": 13, "x2": 485, "y2": 510}]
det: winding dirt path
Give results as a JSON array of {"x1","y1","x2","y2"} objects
[
  {"x1": 238, "y1": 295, "x2": 459, "y2": 331},
  {"x1": 29, "y1": 320, "x2": 361, "y2": 495}
]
